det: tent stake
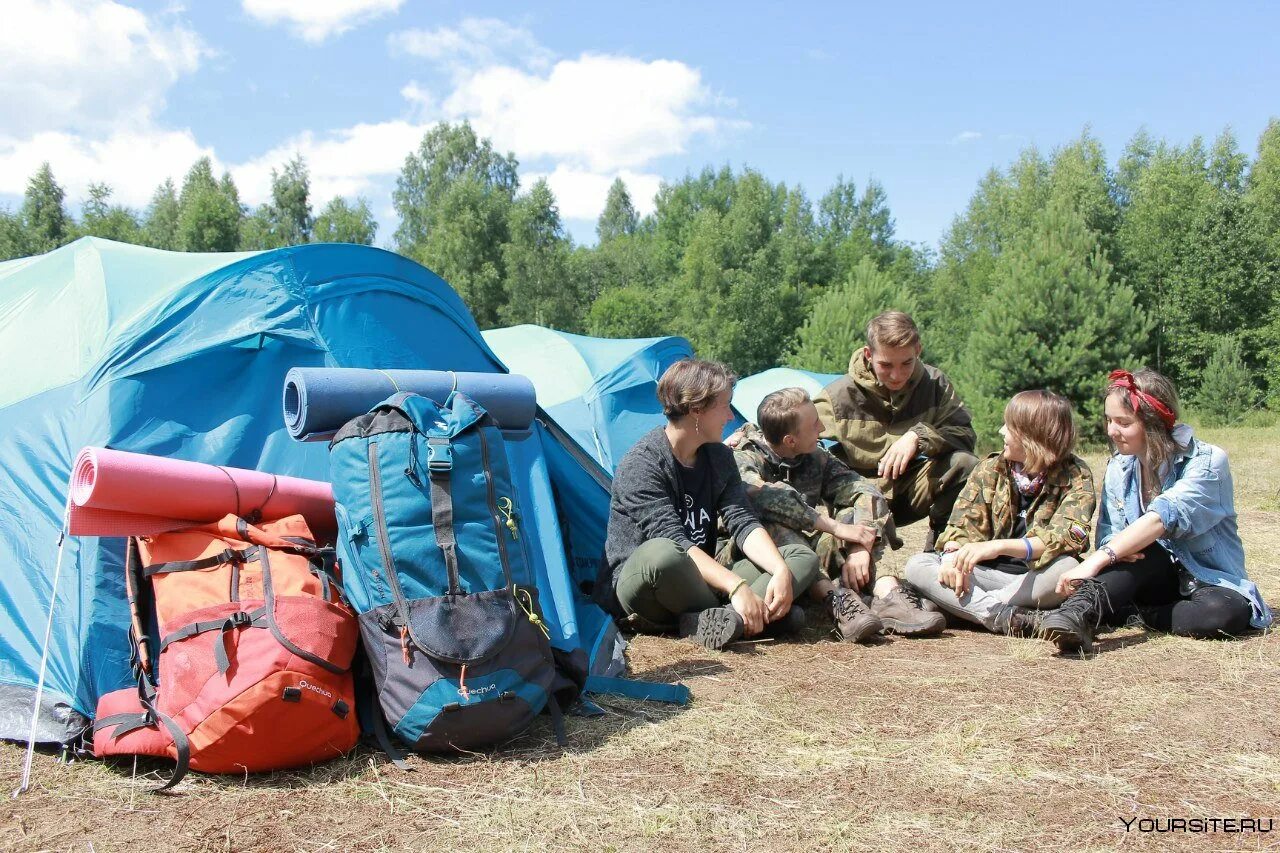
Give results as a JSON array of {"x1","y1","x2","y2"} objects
[{"x1": 12, "y1": 497, "x2": 71, "y2": 799}]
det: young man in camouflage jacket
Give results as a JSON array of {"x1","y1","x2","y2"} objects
[
  {"x1": 720, "y1": 388, "x2": 946, "y2": 640},
  {"x1": 814, "y1": 311, "x2": 978, "y2": 551}
]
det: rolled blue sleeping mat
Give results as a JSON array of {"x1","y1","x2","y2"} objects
[{"x1": 284, "y1": 368, "x2": 538, "y2": 441}]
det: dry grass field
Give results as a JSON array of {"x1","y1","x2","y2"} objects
[{"x1": 2, "y1": 426, "x2": 1277, "y2": 852}]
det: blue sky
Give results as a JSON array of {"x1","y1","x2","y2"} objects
[{"x1": 2, "y1": 0, "x2": 1277, "y2": 248}]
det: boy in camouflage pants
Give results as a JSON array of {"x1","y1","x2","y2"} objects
[{"x1": 720, "y1": 388, "x2": 945, "y2": 640}]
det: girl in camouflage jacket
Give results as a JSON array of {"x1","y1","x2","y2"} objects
[{"x1": 904, "y1": 390, "x2": 1096, "y2": 635}]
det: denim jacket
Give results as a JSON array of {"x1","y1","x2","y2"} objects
[{"x1": 1097, "y1": 424, "x2": 1273, "y2": 629}]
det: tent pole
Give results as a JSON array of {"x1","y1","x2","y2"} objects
[{"x1": 12, "y1": 497, "x2": 71, "y2": 799}]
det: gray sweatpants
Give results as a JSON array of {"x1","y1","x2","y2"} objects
[{"x1": 903, "y1": 551, "x2": 1077, "y2": 632}]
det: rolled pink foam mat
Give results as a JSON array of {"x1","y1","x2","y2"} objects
[{"x1": 67, "y1": 447, "x2": 335, "y2": 539}]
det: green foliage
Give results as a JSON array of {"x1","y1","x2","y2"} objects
[
  {"x1": 176, "y1": 158, "x2": 244, "y2": 252},
  {"x1": 143, "y1": 179, "x2": 181, "y2": 250},
  {"x1": 1193, "y1": 336, "x2": 1259, "y2": 426},
  {"x1": 314, "y1": 197, "x2": 377, "y2": 245},
  {"x1": 0, "y1": 208, "x2": 25, "y2": 261},
  {"x1": 500, "y1": 179, "x2": 580, "y2": 330},
  {"x1": 957, "y1": 202, "x2": 1150, "y2": 438},
  {"x1": 20, "y1": 163, "x2": 71, "y2": 254},
  {"x1": 80, "y1": 184, "x2": 141, "y2": 243},
  {"x1": 597, "y1": 178, "x2": 639, "y2": 243},
  {"x1": 587, "y1": 286, "x2": 669, "y2": 338},
  {"x1": 789, "y1": 256, "x2": 919, "y2": 374},
  {"x1": 393, "y1": 121, "x2": 518, "y2": 326},
  {"x1": 241, "y1": 156, "x2": 313, "y2": 250}
]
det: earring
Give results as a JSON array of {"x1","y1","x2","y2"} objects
[{"x1": 694, "y1": 416, "x2": 701, "y2": 434}]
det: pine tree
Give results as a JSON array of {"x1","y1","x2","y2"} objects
[
  {"x1": 788, "y1": 256, "x2": 919, "y2": 374},
  {"x1": 80, "y1": 184, "x2": 141, "y2": 243},
  {"x1": 597, "y1": 178, "x2": 638, "y2": 243},
  {"x1": 176, "y1": 158, "x2": 243, "y2": 252},
  {"x1": 1194, "y1": 336, "x2": 1258, "y2": 426},
  {"x1": 20, "y1": 163, "x2": 70, "y2": 254},
  {"x1": 143, "y1": 179, "x2": 181, "y2": 250},
  {"x1": 959, "y1": 202, "x2": 1150, "y2": 439}
]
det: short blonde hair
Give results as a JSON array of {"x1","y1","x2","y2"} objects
[
  {"x1": 1004, "y1": 390, "x2": 1076, "y2": 473},
  {"x1": 757, "y1": 387, "x2": 812, "y2": 445},
  {"x1": 656, "y1": 359, "x2": 737, "y2": 420},
  {"x1": 866, "y1": 311, "x2": 921, "y2": 351}
]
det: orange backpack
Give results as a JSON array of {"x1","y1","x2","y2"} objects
[{"x1": 93, "y1": 514, "x2": 360, "y2": 788}]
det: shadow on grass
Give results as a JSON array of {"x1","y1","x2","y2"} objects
[{"x1": 94, "y1": 682, "x2": 696, "y2": 794}]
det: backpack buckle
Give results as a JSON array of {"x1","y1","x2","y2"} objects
[{"x1": 426, "y1": 438, "x2": 452, "y2": 474}]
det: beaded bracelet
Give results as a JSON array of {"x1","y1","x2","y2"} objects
[
  {"x1": 1101, "y1": 545, "x2": 1118, "y2": 566},
  {"x1": 727, "y1": 579, "x2": 747, "y2": 599}
]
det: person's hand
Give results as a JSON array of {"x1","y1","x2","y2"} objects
[
  {"x1": 1055, "y1": 559, "x2": 1103, "y2": 596},
  {"x1": 763, "y1": 569, "x2": 794, "y2": 622},
  {"x1": 951, "y1": 540, "x2": 1003, "y2": 574},
  {"x1": 730, "y1": 584, "x2": 767, "y2": 637},
  {"x1": 878, "y1": 431, "x2": 920, "y2": 480},
  {"x1": 841, "y1": 548, "x2": 873, "y2": 591},
  {"x1": 831, "y1": 521, "x2": 877, "y2": 550},
  {"x1": 938, "y1": 552, "x2": 970, "y2": 595},
  {"x1": 724, "y1": 431, "x2": 745, "y2": 450}
]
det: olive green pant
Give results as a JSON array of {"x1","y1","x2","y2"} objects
[
  {"x1": 874, "y1": 450, "x2": 978, "y2": 532},
  {"x1": 616, "y1": 538, "x2": 821, "y2": 633}
]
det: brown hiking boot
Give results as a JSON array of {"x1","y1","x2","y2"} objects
[
  {"x1": 871, "y1": 586, "x2": 946, "y2": 636},
  {"x1": 826, "y1": 589, "x2": 882, "y2": 643}
]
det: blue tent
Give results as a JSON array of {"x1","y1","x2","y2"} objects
[
  {"x1": 481, "y1": 325, "x2": 694, "y2": 475},
  {"x1": 732, "y1": 366, "x2": 843, "y2": 424},
  {"x1": 0, "y1": 238, "x2": 630, "y2": 744}
]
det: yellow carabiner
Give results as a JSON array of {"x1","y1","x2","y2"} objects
[{"x1": 497, "y1": 496, "x2": 519, "y2": 540}]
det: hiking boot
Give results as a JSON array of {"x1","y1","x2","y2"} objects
[
  {"x1": 922, "y1": 526, "x2": 943, "y2": 554},
  {"x1": 1039, "y1": 578, "x2": 1108, "y2": 654},
  {"x1": 872, "y1": 585, "x2": 946, "y2": 636},
  {"x1": 826, "y1": 589, "x2": 882, "y2": 643},
  {"x1": 990, "y1": 604, "x2": 1043, "y2": 637},
  {"x1": 767, "y1": 604, "x2": 807, "y2": 637},
  {"x1": 678, "y1": 607, "x2": 745, "y2": 650}
]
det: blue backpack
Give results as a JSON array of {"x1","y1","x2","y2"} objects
[{"x1": 328, "y1": 391, "x2": 572, "y2": 752}]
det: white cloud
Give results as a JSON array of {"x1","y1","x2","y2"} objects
[
  {"x1": 951, "y1": 130, "x2": 983, "y2": 144},
  {"x1": 230, "y1": 120, "x2": 425, "y2": 206},
  {"x1": 530, "y1": 166, "x2": 661, "y2": 222},
  {"x1": 243, "y1": 0, "x2": 404, "y2": 43},
  {"x1": 0, "y1": 128, "x2": 216, "y2": 208},
  {"x1": 444, "y1": 54, "x2": 728, "y2": 173},
  {"x1": 0, "y1": 0, "x2": 206, "y2": 136},
  {"x1": 389, "y1": 18, "x2": 553, "y2": 74}
]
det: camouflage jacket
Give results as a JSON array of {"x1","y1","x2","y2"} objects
[
  {"x1": 726, "y1": 423, "x2": 888, "y2": 539},
  {"x1": 814, "y1": 352, "x2": 976, "y2": 477},
  {"x1": 936, "y1": 452, "x2": 1096, "y2": 570}
]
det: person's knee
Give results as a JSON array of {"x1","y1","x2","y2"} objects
[
  {"x1": 1177, "y1": 592, "x2": 1253, "y2": 638},
  {"x1": 904, "y1": 553, "x2": 941, "y2": 588},
  {"x1": 631, "y1": 538, "x2": 692, "y2": 582},
  {"x1": 944, "y1": 450, "x2": 979, "y2": 481},
  {"x1": 777, "y1": 543, "x2": 821, "y2": 592}
]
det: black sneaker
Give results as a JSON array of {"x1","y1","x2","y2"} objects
[
  {"x1": 678, "y1": 607, "x2": 745, "y2": 650},
  {"x1": 1039, "y1": 579, "x2": 1109, "y2": 654}
]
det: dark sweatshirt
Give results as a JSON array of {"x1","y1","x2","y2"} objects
[{"x1": 595, "y1": 426, "x2": 762, "y2": 614}]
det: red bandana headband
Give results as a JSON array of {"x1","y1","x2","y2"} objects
[{"x1": 1107, "y1": 370, "x2": 1176, "y2": 430}]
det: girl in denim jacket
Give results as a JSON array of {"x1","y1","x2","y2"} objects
[{"x1": 1041, "y1": 368, "x2": 1273, "y2": 654}]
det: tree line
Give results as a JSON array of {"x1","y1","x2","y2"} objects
[{"x1": 3, "y1": 119, "x2": 1278, "y2": 436}]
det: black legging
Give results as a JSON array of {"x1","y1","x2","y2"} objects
[{"x1": 1094, "y1": 548, "x2": 1253, "y2": 638}]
